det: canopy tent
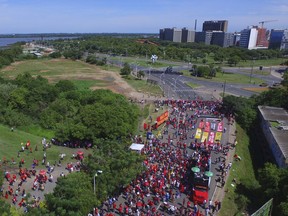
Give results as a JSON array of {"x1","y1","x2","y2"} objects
[
  {"x1": 204, "y1": 171, "x2": 214, "y2": 177},
  {"x1": 129, "y1": 143, "x2": 145, "y2": 152},
  {"x1": 191, "y1": 167, "x2": 200, "y2": 173}
]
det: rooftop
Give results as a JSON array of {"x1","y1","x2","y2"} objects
[{"x1": 258, "y1": 106, "x2": 288, "y2": 160}]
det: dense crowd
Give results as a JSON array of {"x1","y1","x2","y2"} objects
[{"x1": 92, "y1": 99, "x2": 232, "y2": 216}]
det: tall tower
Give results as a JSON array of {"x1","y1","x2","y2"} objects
[
  {"x1": 256, "y1": 28, "x2": 269, "y2": 47},
  {"x1": 202, "y1": 20, "x2": 228, "y2": 32}
]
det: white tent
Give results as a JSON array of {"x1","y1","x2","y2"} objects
[{"x1": 129, "y1": 143, "x2": 145, "y2": 152}]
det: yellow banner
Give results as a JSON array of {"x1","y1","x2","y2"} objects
[
  {"x1": 215, "y1": 132, "x2": 222, "y2": 142},
  {"x1": 195, "y1": 128, "x2": 202, "y2": 139},
  {"x1": 201, "y1": 132, "x2": 209, "y2": 143}
]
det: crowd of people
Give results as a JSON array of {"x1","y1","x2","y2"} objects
[
  {"x1": 1, "y1": 99, "x2": 236, "y2": 216},
  {"x1": 1, "y1": 136, "x2": 85, "y2": 212},
  {"x1": 92, "y1": 99, "x2": 234, "y2": 216}
]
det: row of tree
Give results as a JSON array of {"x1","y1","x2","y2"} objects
[
  {"x1": 41, "y1": 35, "x2": 287, "y2": 66},
  {"x1": 222, "y1": 75, "x2": 288, "y2": 215}
]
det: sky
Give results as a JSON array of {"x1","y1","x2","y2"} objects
[{"x1": 0, "y1": 0, "x2": 287, "y2": 34}]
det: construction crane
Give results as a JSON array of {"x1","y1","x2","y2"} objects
[{"x1": 258, "y1": 20, "x2": 278, "y2": 28}]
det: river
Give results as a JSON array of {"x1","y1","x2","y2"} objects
[{"x1": 0, "y1": 36, "x2": 78, "y2": 47}]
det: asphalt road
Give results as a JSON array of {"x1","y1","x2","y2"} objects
[
  {"x1": 103, "y1": 54, "x2": 283, "y2": 100},
  {"x1": 149, "y1": 73, "x2": 257, "y2": 100}
]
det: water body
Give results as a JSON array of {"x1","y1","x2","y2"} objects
[{"x1": 0, "y1": 36, "x2": 78, "y2": 47}]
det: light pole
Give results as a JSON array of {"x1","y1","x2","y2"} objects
[
  {"x1": 94, "y1": 170, "x2": 103, "y2": 195},
  {"x1": 250, "y1": 58, "x2": 255, "y2": 83},
  {"x1": 160, "y1": 72, "x2": 165, "y2": 84},
  {"x1": 147, "y1": 67, "x2": 152, "y2": 83},
  {"x1": 222, "y1": 80, "x2": 226, "y2": 100},
  {"x1": 174, "y1": 75, "x2": 183, "y2": 91}
]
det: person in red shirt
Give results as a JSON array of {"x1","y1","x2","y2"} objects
[
  {"x1": 118, "y1": 204, "x2": 123, "y2": 214},
  {"x1": 112, "y1": 202, "x2": 116, "y2": 212}
]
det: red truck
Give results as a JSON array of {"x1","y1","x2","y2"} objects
[{"x1": 192, "y1": 175, "x2": 210, "y2": 204}]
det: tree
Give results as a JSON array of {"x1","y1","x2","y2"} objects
[
  {"x1": 227, "y1": 56, "x2": 241, "y2": 66},
  {"x1": 45, "y1": 172, "x2": 97, "y2": 215},
  {"x1": 49, "y1": 52, "x2": 62, "y2": 58},
  {"x1": 55, "y1": 80, "x2": 77, "y2": 92},
  {"x1": 281, "y1": 72, "x2": 288, "y2": 87},
  {"x1": 214, "y1": 51, "x2": 226, "y2": 63},
  {"x1": 193, "y1": 66, "x2": 210, "y2": 77},
  {"x1": 120, "y1": 62, "x2": 131, "y2": 76},
  {"x1": 137, "y1": 70, "x2": 145, "y2": 79},
  {"x1": 84, "y1": 139, "x2": 145, "y2": 201}
]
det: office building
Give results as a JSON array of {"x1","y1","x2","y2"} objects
[
  {"x1": 195, "y1": 31, "x2": 213, "y2": 45},
  {"x1": 280, "y1": 31, "x2": 288, "y2": 50},
  {"x1": 239, "y1": 27, "x2": 258, "y2": 49},
  {"x1": 211, "y1": 32, "x2": 234, "y2": 47},
  {"x1": 202, "y1": 20, "x2": 228, "y2": 32},
  {"x1": 256, "y1": 28, "x2": 269, "y2": 48},
  {"x1": 181, "y1": 28, "x2": 195, "y2": 43},
  {"x1": 159, "y1": 27, "x2": 195, "y2": 43},
  {"x1": 269, "y1": 29, "x2": 288, "y2": 50},
  {"x1": 258, "y1": 106, "x2": 288, "y2": 168}
]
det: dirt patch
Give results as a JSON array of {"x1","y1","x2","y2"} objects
[{"x1": 243, "y1": 87, "x2": 269, "y2": 93}]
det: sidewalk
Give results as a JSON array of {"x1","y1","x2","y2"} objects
[{"x1": 211, "y1": 118, "x2": 237, "y2": 213}]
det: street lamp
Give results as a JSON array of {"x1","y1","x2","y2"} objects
[
  {"x1": 160, "y1": 72, "x2": 165, "y2": 84},
  {"x1": 94, "y1": 170, "x2": 103, "y2": 195},
  {"x1": 147, "y1": 67, "x2": 152, "y2": 83},
  {"x1": 174, "y1": 75, "x2": 183, "y2": 91},
  {"x1": 250, "y1": 58, "x2": 255, "y2": 83}
]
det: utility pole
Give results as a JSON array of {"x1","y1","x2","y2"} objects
[
  {"x1": 250, "y1": 59, "x2": 255, "y2": 83},
  {"x1": 222, "y1": 80, "x2": 226, "y2": 99}
]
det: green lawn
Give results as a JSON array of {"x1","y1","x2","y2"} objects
[
  {"x1": 219, "y1": 125, "x2": 260, "y2": 216},
  {"x1": 0, "y1": 124, "x2": 90, "y2": 170},
  {"x1": 0, "y1": 59, "x2": 97, "y2": 78},
  {"x1": 182, "y1": 71, "x2": 264, "y2": 85},
  {"x1": 109, "y1": 56, "x2": 177, "y2": 68},
  {"x1": 124, "y1": 76, "x2": 163, "y2": 97}
]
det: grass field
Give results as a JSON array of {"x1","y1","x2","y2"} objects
[
  {"x1": 0, "y1": 124, "x2": 90, "y2": 171},
  {"x1": 0, "y1": 59, "x2": 167, "y2": 97},
  {"x1": 124, "y1": 76, "x2": 163, "y2": 97},
  {"x1": 203, "y1": 55, "x2": 285, "y2": 67},
  {"x1": 219, "y1": 125, "x2": 260, "y2": 216},
  {"x1": 109, "y1": 56, "x2": 176, "y2": 68},
  {"x1": 182, "y1": 71, "x2": 264, "y2": 85}
]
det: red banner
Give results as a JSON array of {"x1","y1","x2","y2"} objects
[
  {"x1": 204, "y1": 122, "x2": 210, "y2": 132},
  {"x1": 156, "y1": 111, "x2": 169, "y2": 127},
  {"x1": 199, "y1": 120, "x2": 205, "y2": 129},
  {"x1": 217, "y1": 121, "x2": 223, "y2": 132},
  {"x1": 208, "y1": 132, "x2": 215, "y2": 144}
]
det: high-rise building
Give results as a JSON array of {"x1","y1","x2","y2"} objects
[
  {"x1": 211, "y1": 32, "x2": 234, "y2": 47},
  {"x1": 195, "y1": 31, "x2": 213, "y2": 45},
  {"x1": 239, "y1": 27, "x2": 258, "y2": 49},
  {"x1": 256, "y1": 28, "x2": 269, "y2": 48},
  {"x1": 202, "y1": 20, "x2": 228, "y2": 32},
  {"x1": 159, "y1": 27, "x2": 195, "y2": 43},
  {"x1": 269, "y1": 29, "x2": 288, "y2": 50},
  {"x1": 181, "y1": 28, "x2": 195, "y2": 42},
  {"x1": 280, "y1": 31, "x2": 288, "y2": 50}
]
